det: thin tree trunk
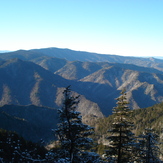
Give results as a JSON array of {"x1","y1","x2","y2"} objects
[{"x1": 117, "y1": 126, "x2": 122, "y2": 163}]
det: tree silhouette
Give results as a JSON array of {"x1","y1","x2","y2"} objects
[
  {"x1": 137, "y1": 128, "x2": 161, "y2": 163},
  {"x1": 106, "y1": 89, "x2": 135, "y2": 163},
  {"x1": 55, "y1": 86, "x2": 95, "y2": 162}
]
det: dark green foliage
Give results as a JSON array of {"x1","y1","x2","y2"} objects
[
  {"x1": 136, "y1": 128, "x2": 162, "y2": 163},
  {"x1": 131, "y1": 103, "x2": 163, "y2": 136},
  {"x1": 88, "y1": 100, "x2": 163, "y2": 161},
  {"x1": 94, "y1": 102, "x2": 163, "y2": 138},
  {"x1": 0, "y1": 129, "x2": 47, "y2": 162},
  {"x1": 54, "y1": 86, "x2": 95, "y2": 162},
  {"x1": 131, "y1": 103, "x2": 163, "y2": 159},
  {"x1": 106, "y1": 89, "x2": 136, "y2": 163}
]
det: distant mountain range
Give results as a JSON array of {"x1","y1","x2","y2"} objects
[
  {"x1": 0, "y1": 48, "x2": 163, "y2": 114},
  {"x1": 0, "y1": 47, "x2": 163, "y2": 142}
]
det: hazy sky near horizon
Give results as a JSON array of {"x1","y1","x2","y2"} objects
[{"x1": 0, "y1": 0, "x2": 163, "y2": 57}]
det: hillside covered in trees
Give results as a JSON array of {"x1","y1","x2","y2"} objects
[
  {"x1": 0, "y1": 87, "x2": 162, "y2": 162},
  {"x1": 0, "y1": 48, "x2": 163, "y2": 162},
  {"x1": 1, "y1": 48, "x2": 163, "y2": 116},
  {"x1": 91, "y1": 100, "x2": 163, "y2": 159}
]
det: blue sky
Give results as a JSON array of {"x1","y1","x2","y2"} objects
[{"x1": 0, "y1": 0, "x2": 163, "y2": 57}]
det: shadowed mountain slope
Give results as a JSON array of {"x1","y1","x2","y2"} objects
[
  {"x1": 0, "y1": 104, "x2": 57, "y2": 143},
  {"x1": 1, "y1": 57, "x2": 163, "y2": 116},
  {"x1": 1, "y1": 48, "x2": 163, "y2": 116},
  {"x1": 0, "y1": 59, "x2": 103, "y2": 117},
  {"x1": 1, "y1": 47, "x2": 163, "y2": 72},
  {"x1": 55, "y1": 61, "x2": 111, "y2": 80},
  {"x1": 44, "y1": 59, "x2": 163, "y2": 81},
  {"x1": 75, "y1": 66, "x2": 163, "y2": 115},
  {"x1": 31, "y1": 56, "x2": 68, "y2": 73},
  {"x1": 23, "y1": 48, "x2": 163, "y2": 72},
  {"x1": 0, "y1": 58, "x2": 67, "y2": 107}
]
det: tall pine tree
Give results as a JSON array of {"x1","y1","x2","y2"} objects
[
  {"x1": 106, "y1": 89, "x2": 135, "y2": 163},
  {"x1": 137, "y1": 128, "x2": 161, "y2": 163},
  {"x1": 55, "y1": 86, "x2": 95, "y2": 163}
]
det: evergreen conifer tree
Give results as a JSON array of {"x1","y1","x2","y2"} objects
[
  {"x1": 106, "y1": 89, "x2": 135, "y2": 163},
  {"x1": 137, "y1": 128, "x2": 161, "y2": 163},
  {"x1": 54, "y1": 86, "x2": 95, "y2": 163}
]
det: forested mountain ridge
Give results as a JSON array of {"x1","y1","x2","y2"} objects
[
  {"x1": 92, "y1": 102, "x2": 163, "y2": 139},
  {"x1": 0, "y1": 100, "x2": 162, "y2": 147},
  {"x1": 1, "y1": 49, "x2": 163, "y2": 116},
  {"x1": 90, "y1": 102, "x2": 163, "y2": 155},
  {"x1": 0, "y1": 58, "x2": 103, "y2": 116},
  {"x1": 1, "y1": 47, "x2": 163, "y2": 71},
  {"x1": 0, "y1": 104, "x2": 57, "y2": 142},
  {"x1": 0, "y1": 47, "x2": 163, "y2": 161}
]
